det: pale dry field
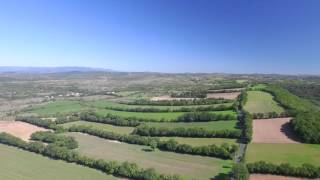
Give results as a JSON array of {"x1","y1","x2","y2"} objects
[
  {"x1": 252, "y1": 118, "x2": 300, "y2": 143},
  {"x1": 206, "y1": 92, "x2": 241, "y2": 100},
  {"x1": 0, "y1": 121, "x2": 49, "y2": 141},
  {"x1": 250, "y1": 174, "x2": 304, "y2": 180},
  {"x1": 151, "y1": 95, "x2": 197, "y2": 101}
]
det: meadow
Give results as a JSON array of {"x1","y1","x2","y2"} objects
[
  {"x1": 0, "y1": 144, "x2": 120, "y2": 180},
  {"x1": 66, "y1": 132, "x2": 233, "y2": 180},
  {"x1": 60, "y1": 121, "x2": 135, "y2": 135},
  {"x1": 246, "y1": 143, "x2": 320, "y2": 167},
  {"x1": 244, "y1": 91, "x2": 285, "y2": 114},
  {"x1": 145, "y1": 120, "x2": 238, "y2": 131}
]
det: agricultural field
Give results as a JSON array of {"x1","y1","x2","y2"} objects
[
  {"x1": 60, "y1": 121, "x2": 135, "y2": 135},
  {"x1": 244, "y1": 91, "x2": 285, "y2": 114},
  {"x1": 0, "y1": 144, "x2": 120, "y2": 180},
  {"x1": 146, "y1": 120, "x2": 238, "y2": 131},
  {"x1": 246, "y1": 143, "x2": 320, "y2": 167},
  {"x1": 252, "y1": 118, "x2": 299, "y2": 143},
  {"x1": 0, "y1": 121, "x2": 49, "y2": 141},
  {"x1": 66, "y1": 132, "x2": 232, "y2": 180}
]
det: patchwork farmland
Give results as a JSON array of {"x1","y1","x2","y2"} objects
[{"x1": 1, "y1": 74, "x2": 320, "y2": 180}]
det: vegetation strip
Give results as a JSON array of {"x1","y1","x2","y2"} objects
[
  {"x1": 247, "y1": 161, "x2": 320, "y2": 179},
  {"x1": 121, "y1": 98, "x2": 233, "y2": 106},
  {"x1": 0, "y1": 132, "x2": 183, "y2": 180},
  {"x1": 134, "y1": 124, "x2": 241, "y2": 139}
]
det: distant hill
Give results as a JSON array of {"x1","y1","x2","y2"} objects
[{"x1": 0, "y1": 66, "x2": 114, "y2": 73}]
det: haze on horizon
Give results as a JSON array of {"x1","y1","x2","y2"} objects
[{"x1": 0, "y1": 0, "x2": 319, "y2": 74}]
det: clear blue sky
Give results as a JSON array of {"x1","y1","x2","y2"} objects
[{"x1": 0, "y1": 0, "x2": 319, "y2": 74}]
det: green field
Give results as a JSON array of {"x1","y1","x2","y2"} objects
[
  {"x1": 60, "y1": 121, "x2": 134, "y2": 135},
  {"x1": 246, "y1": 143, "x2": 320, "y2": 167},
  {"x1": 25, "y1": 101, "x2": 87, "y2": 116},
  {"x1": 97, "y1": 109, "x2": 236, "y2": 121},
  {"x1": 159, "y1": 137, "x2": 237, "y2": 146},
  {"x1": 146, "y1": 120, "x2": 238, "y2": 131},
  {"x1": 87, "y1": 100, "x2": 233, "y2": 110},
  {"x1": 0, "y1": 144, "x2": 119, "y2": 180},
  {"x1": 244, "y1": 91, "x2": 285, "y2": 114},
  {"x1": 66, "y1": 132, "x2": 232, "y2": 180}
]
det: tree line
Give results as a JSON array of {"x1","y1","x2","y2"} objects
[
  {"x1": 170, "y1": 91, "x2": 207, "y2": 98},
  {"x1": 120, "y1": 98, "x2": 232, "y2": 106},
  {"x1": 105, "y1": 104, "x2": 234, "y2": 113},
  {"x1": 176, "y1": 112, "x2": 236, "y2": 122},
  {"x1": 247, "y1": 161, "x2": 320, "y2": 179},
  {"x1": 0, "y1": 132, "x2": 182, "y2": 180},
  {"x1": 134, "y1": 124, "x2": 241, "y2": 139}
]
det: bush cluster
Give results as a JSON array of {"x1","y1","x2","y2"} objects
[
  {"x1": 134, "y1": 125, "x2": 241, "y2": 139},
  {"x1": 0, "y1": 132, "x2": 182, "y2": 180},
  {"x1": 31, "y1": 131, "x2": 78, "y2": 149},
  {"x1": 247, "y1": 161, "x2": 320, "y2": 179},
  {"x1": 252, "y1": 112, "x2": 288, "y2": 119},
  {"x1": 16, "y1": 116, "x2": 60, "y2": 130}
]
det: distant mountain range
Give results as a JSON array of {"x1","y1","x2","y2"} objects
[{"x1": 0, "y1": 66, "x2": 114, "y2": 73}]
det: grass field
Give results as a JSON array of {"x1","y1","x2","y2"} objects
[
  {"x1": 59, "y1": 121, "x2": 134, "y2": 135},
  {"x1": 0, "y1": 144, "x2": 119, "y2": 180},
  {"x1": 246, "y1": 143, "x2": 320, "y2": 167},
  {"x1": 97, "y1": 109, "x2": 236, "y2": 121},
  {"x1": 66, "y1": 132, "x2": 232, "y2": 180},
  {"x1": 87, "y1": 100, "x2": 233, "y2": 110},
  {"x1": 159, "y1": 137, "x2": 237, "y2": 146},
  {"x1": 145, "y1": 120, "x2": 238, "y2": 131},
  {"x1": 244, "y1": 91, "x2": 285, "y2": 114},
  {"x1": 25, "y1": 101, "x2": 87, "y2": 116}
]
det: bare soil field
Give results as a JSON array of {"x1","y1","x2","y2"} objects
[
  {"x1": 252, "y1": 118, "x2": 300, "y2": 143},
  {"x1": 206, "y1": 92, "x2": 241, "y2": 100},
  {"x1": 250, "y1": 174, "x2": 304, "y2": 180},
  {"x1": 0, "y1": 121, "x2": 49, "y2": 141}
]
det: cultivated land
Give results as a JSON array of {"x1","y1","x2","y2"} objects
[
  {"x1": 246, "y1": 143, "x2": 320, "y2": 167},
  {"x1": 252, "y1": 118, "x2": 300, "y2": 143},
  {"x1": 206, "y1": 92, "x2": 241, "y2": 100},
  {"x1": 159, "y1": 137, "x2": 237, "y2": 146},
  {"x1": 146, "y1": 120, "x2": 238, "y2": 131},
  {"x1": 0, "y1": 121, "x2": 49, "y2": 141},
  {"x1": 66, "y1": 132, "x2": 232, "y2": 180},
  {"x1": 96, "y1": 109, "x2": 236, "y2": 121},
  {"x1": 244, "y1": 91, "x2": 285, "y2": 114},
  {"x1": 60, "y1": 121, "x2": 135, "y2": 135},
  {"x1": 87, "y1": 100, "x2": 233, "y2": 110},
  {"x1": 0, "y1": 144, "x2": 120, "y2": 180}
]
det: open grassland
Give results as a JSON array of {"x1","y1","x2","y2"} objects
[
  {"x1": 96, "y1": 109, "x2": 236, "y2": 121},
  {"x1": 0, "y1": 144, "x2": 120, "y2": 180},
  {"x1": 246, "y1": 143, "x2": 320, "y2": 167},
  {"x1": 66, "y1": 132, "x2": 232, "y2": 180},
  {"x1": 60, "y1": 121, "x2": 134, "y2": 135},
  {"x1": 159, "y1": 137, "x2": 237, "y2": 146},
  {"x1": 244, "y1": 91, "x2": 285, "y2": 114},
  {"x1": 145, "y1": 120, "x2": 238, "y2": 131}
]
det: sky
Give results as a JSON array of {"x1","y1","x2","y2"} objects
[{"x1": 0, "y1": 0, "x2": 319, "y2": 74}]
